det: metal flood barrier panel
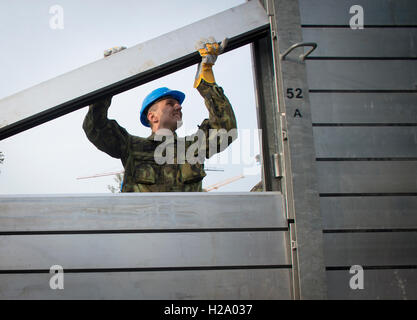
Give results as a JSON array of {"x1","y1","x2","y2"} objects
[
  {"x1": 2, "y1": 0, "x2": 416, "y2": 300},
  {"x1": 0, "y1": 193, "x2": 291, "y2": 299},
  {"x1": 299, "y1": 0, "x2": 417, "y2": 299}
]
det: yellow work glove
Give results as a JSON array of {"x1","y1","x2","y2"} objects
[{"x1": 193, "y1": 37, "x2": 228, "y2": 88}]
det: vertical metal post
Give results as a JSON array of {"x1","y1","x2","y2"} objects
[
  {"x1": 250, "y1": 33, "x2": 282, "y2": 192},
  {"x1": 251, "y1": 0, "x2": 327, "y2": 299}
]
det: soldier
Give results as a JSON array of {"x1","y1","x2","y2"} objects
[{"x1": 83, "y1": 38, "x2": 237, "y2": 192}]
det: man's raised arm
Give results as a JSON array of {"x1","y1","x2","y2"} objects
[
  {"x1": 83, "y1": 47, "x2": 130, "y2": 162},
  {"x1": 82, "y1": 96, "x2": 130, "y2": 161},
  {"x1": 192, "y1": 38, "x2": 238, "y2": 159}
]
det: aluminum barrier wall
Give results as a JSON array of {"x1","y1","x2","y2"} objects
[
  {"x1": 1, "y1": 0, "x2": 415, "y2": 300},
  {"x1": 0, "y1": 193, "x2": 291, "y2": 299},
  {"x1": 299, "y1": 0, "x2": 417, "y2": 299}
]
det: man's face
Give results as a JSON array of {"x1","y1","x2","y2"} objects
[{"x1": 147, "y1": 97, "x2": 182, "y2": 132}]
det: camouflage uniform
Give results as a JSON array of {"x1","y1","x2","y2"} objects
[
  {"x1": 83, "y1": 80, "x2": 237, "y2": 192},
  {"x1": 250, "y1": 181, "x2": 263, "y2": 192}
]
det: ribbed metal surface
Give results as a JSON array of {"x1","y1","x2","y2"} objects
[
  {"x1": 300, "y1": 0, "x2": 417, "y2": 299},
  {"x1": 313, "y1": 127, "x2": 417, "y2": 158},
  {"x1": 310, "y1": 93, "x2": 417, "y2": 124},
  {"x1": 0, "y1": 269, "x2": 292, "y2": 300},
  {"x1": 324, "y1": 232, "x2": 417, "y2": 267},
  {"x1": 303, "y1": 28, "x2": 417, "y2": 57},
  {"x1": 306, "y1": 61, "x2": 417, "y2": 90},
  {"x1": 320, "y1": 196, "x2": 417, "y2": 229},
  {"x1": 0, "y1": 192, "x2": 291, "y2": 299},
  {"x1": 316, "y1": 161, "x2": 417, "y2": 194}
]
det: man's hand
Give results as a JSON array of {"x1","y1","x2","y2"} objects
[
  {"x1": 103, "y1": 46, "x2": 127, "y2": 58},
  {"x1": 93, "y1": 46, "x2": 125, "y2": 106},
  {"x1": 194, "y1": 37, "x2": 228, "y2": 88},
  {"x1": 90, "y1": 95, "x2": 112, "y2": 111}
]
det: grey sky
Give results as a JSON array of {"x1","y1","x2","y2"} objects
[{"x1": 0, "y1": 0, "x2": 261, "y2": 194}]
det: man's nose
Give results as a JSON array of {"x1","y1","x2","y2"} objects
[{"x1": 174, "y1": 103, "x2": 182, "y2": 111}]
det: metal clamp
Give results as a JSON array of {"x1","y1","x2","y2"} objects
[
  {"x1": 273, "y1": 153, "x2": 283, "y2": 178},
  {"x1": 280, "y1": 42, "x2": 317, "y2": 61},
  {"x1": 291, "y1": 240, "x2": 297, "y2": 250}
]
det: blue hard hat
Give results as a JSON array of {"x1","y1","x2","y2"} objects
[{"x1": 140, "y1": 87, "x2": 185, "y2": 127}]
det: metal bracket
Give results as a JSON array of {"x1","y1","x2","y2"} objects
[
  {"x1": 266, "y1": 0, "x2": 274, "y2": 16},
  {"x1": 280, "y1": 114, "x2": 288, "y2": 141},
  {"x1": 282, "y1": 130, "x2": 288, "y2": 141},
  {"x1": 273, "y1": 153, "x2": 283, "y2": 178},
  {"x1": 280, "y1": 42, "x2": 317, "y2": 61},
  {"x1": 291, "y1": 240, "x2": 297, "y2": 250}
]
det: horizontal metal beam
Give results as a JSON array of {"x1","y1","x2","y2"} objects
[
  {"x1": 306, "y1": 60, "x2": 417, "y2": 90},
  {"x1": 324, "y1": 232, "x2": 417, "y2": 266},
  {"x1": 0, "y1": 269, "x2": 292, "y2": 299},
  {"x1": 310, "y1": 92, "x2": 417, "y2": 124},
  {"x1": 320, "y1": 196, "x2": 417, "y2": 229},
  {"x1": 0, "y1": 192, "x2": 286, "y2": 232},
  {"x1": 316, "y1": 161, "x2": 417, "y2": 194},
  {"x1": 314, "y1": 127, "x2": 417, "y2": 158},
  {"x1": 327, "y1": 269, "x2": 417, "y2": 300},
  {"x1": 0, "y1": 0, "x2": 269, "y2": 140},
  {"x1": 302, "y1": 28, "x2": 417, "y2": 57},
  {"x1": 0, "y1": 231, "x2": 289, "y2": 270}
]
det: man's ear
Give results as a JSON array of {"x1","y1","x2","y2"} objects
[{"x1": 147, "y1": 109, "x2": 157, "y2": 126}]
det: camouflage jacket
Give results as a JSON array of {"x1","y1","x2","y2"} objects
[{"x1": 82, "y1": 80, "x2": 237, "y2": 192}]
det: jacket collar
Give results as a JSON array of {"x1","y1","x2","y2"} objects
[{"x1": 147, "y1": 130, "x2": 178, "y2": 140}]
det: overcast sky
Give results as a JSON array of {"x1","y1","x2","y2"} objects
[{"x1": 0, "y1": 0, "x2": 262, "y2": 194}]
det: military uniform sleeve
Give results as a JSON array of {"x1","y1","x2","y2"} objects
[
  {"x1": 82, "y1": 97, "x2": 129, "y2": 160},
  {"x1": 195, "y1": 80, "x2": 238, "y2": 159}
]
